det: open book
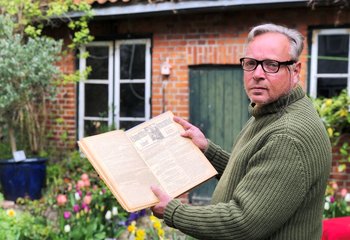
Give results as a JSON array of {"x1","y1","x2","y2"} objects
[{"x1": 78, "y1": 111, "x2": 218, "y2": 212}]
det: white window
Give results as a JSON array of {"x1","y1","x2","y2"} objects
[
  {"x1": 310, "y1": 29, "x2": 350, "y2": 98},
  {"x1": 78, "y1": 39, "x2": 151, "y2": 139}
]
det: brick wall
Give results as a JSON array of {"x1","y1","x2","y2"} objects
[{"x1": 49, "y1": 6, "x2": 350, "y2": 187}]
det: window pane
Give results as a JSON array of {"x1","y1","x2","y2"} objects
[
  {"x1": 120, "y1": 83, "x2": 145, "y2": 117},
  {"x1": 84, "y1": 120, "x2": 108, "y2": 136},
  {"x1": 318, "y1": 35, "x2": 349, "y2": 74},
  {"x1": 120, "y1": 44, "x2": 146, "y2": 79},
  {"x1": 119, "y1": 121, "x2": 144, "y2": 130},
  {"x1": 87, "y1": 46, "x2": 109, "y2": 79},
  {"x1": 85, "y1": 84, "x2": 108, "y2": 117},
  {"x1": 317, "y1": 77, "x2": 347, "y2": 98}
]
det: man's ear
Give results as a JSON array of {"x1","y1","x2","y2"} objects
[{"x1": 292, "y1": 61, "x2": 301, "y2": 85}]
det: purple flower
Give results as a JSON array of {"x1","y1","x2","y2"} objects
[
  {"x1": 73, "y1": 204, "x2": 80, "y2": 213},
  {"x1": 330, "y1": 196, "x2": 335, "y2": 203},
  {"x1": 126, "y1": 210, "x2": 147, "y2": 225},
  {"x1": 64, "y1": 211, "x2": 71, "y2": 219}
]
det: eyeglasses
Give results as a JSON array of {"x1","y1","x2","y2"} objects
[{"x1": 240, "y1": 57, "x2": 296, "y2": 73}]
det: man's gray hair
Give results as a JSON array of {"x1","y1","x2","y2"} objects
[{"x1": 247, "y1": 23, "x2": 304, "y2": 61}]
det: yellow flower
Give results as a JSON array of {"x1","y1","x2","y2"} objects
[
  {"x1": 135, "y1": 229, "x2": 146, "y2": 240},
  {"x1": 150, "y1": 215, "x2": 158, "y2": 222},
  {"x1": 339, "y1": 108, "x2": 348, "y2": 117},
  {"x1": 158, "y1": 228, "x2": 165, "y2": 238},
  {"x1": 6, "y1": 209, "x2": 16, "y2": 217},
  {"x1": 327, "y1": 127, "x2": 333, "y2": 137},
  {"x1": 325, "y1": 99, "x2": 332, "y2": 107},
  {"x1": 127, "y1": 221, "x2": 137, "y2": 233},
  {"x1": 153, "y1": 220, "x2": 162, "y2": 230}
]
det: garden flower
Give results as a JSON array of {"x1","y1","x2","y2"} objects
[
  {"x1": 75, "y1": 192, "x2": 81, "y2": 201},
  {"x1": 81, "y1": 173, "x2": 89, "y2": 181},
  {"x1": 105, "y1": 210, "x2": 112, "y2": 220},
  {"x1": 83, "y1": 195, "x2": 92, "y2": 205},
  {"x1": 6, "y1": 208, "x2": 16, "y2": 217},
  {"x1": 77, "y1": 180, "x2": 85, "y2": 189},
  {"x1": 345, "y1": 193, "x2": 350, "y2": 202},
  {"x1": 325, "y1": 99, "x2": 332, "y2": 107},
  {"x1": 332, "y1": 182, "x2": 339, "y2": 190},
  {"x1": 341, "y1": 188, "x2": 348, "y2": 197},
  {"x1": 136, "y1": 229, "x2": 146, "y2": 240},
  {"x1": 327, "y1": 128, "x2": 333, "y2": 137},
  {"x1": 324, "y1": 202, "x2": 330, "y2": 210},
  {"x1": 158, "y1": 228, "x2": 165, "y2": 238},
  {"x1": 127, "y1": 221, "x2": 137, "y2": 234},
  {"x1": 153, "y1": 220, "x2": 161, "y2": 230},
  {"x1": 64, "y1": 224, "x2": 71, "y2": 233},
  {"x1": 112, "y1": 206, "x2": 118, "y2": 216},
  {"x1": 56, "y1": 194, "x2": 67, "y2": 206},
  {"x1": 73, "y1": 204, "x2": 80, "y2": 213},
  {"x1": 340, "y1": 108, "x2": 348, "y2": 117},
  {"x1": 83, "y1": 179, "x2": 90, "y2": 187},
  {"x1": 64, "y1": 211, "x2": 71, "y2": 219}
]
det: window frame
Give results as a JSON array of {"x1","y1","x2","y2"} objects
[
  {"x1": 309, "y1": 28, "x2": 350, "y2": 98},
  {"x1": 78, "y1": 39, "x2": 151, "y2": 139}
]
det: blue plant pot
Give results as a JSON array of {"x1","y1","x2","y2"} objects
[{"x1": 0, "y1": 157, "x2": 47, "y2": 201}]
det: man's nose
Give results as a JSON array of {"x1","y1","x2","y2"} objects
[{"x1": 253, "y1": 63, "x2": 265, "y2": 79}]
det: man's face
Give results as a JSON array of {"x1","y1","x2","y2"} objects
[{"x1": 243, "y1": 32, "x2": 301, "y2": 107}]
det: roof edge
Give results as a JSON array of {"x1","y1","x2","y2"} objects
[{"x1": 69, "y1": 0, "x2": 309, "y2": 18}]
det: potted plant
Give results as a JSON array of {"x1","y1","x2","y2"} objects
[{"x1": 0, "y1": 0, "x2": 93, "y2": 201}]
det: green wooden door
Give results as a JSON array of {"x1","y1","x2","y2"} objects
[{"x1": 188, "y1": 65, "x2": 249, "y2": 204}]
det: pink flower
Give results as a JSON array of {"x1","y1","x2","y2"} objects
[
  {"x1": 341, "y1": 188, "x2": 348, "y2": 197},
  {"x1": 81, "y1": 173, "x2": 89, "y2": 181},
  {"x1": 83, "y1": 179, "x2": 90, "y2": 187},
  {"x1": 56, "y1": 194, "x2": 67, "y2": 206},
  {"x1": 330, "y1": 196, "x2": 335, "y2": 203},
  {"x1": 73, "y1": 204, "x2": 80, "y2": 213},
  {"x1": 64, "y1": 211, "x2": 71, "y2": 219},
  {"x1": 332, "y1": 182, "x2": 339, "y2": 190},
  {"x1": 83, "y1": 195, "x2": 92, "y2": 205},
  {"x1": 76, "y1": 180, "x2": 85, "y2": 190}
]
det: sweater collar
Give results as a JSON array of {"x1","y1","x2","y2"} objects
[{"x1": 249, "y1": 85, "x2": 305, "y2": 118}]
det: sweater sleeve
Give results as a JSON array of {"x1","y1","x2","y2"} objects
[
  {"x1": 204, "y1": 139, "x2": 231, "y2": 176},
  {"x1": 164, "y1": 135, "x2": 308, "y2": 240}
]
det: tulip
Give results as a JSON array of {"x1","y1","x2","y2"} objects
[
  {"x1": 332, "y1": 182, "x2": 339, "y2": 190},
  {"x1": 324, "y1": 202, "x2": 330, "y2": 210},
  {"x1": 73, "y1": 204, "x2": 80, "y2": 213},
  {"x1": 64, "y1": 211, "x2": 71, "y2": 219},
  {"x1": 105, "y1": 210, "x2": 112, "y2": 220},
  {"x1": 83, "y1": 179, "x2": 90, "y2": 187},
  {"x1": 81, "y1": 173, "x2": 89, "y2": 181},
  {"x1": 56, "y1": 194, "x2": 67, "y2": 206},
  {"x1": 345, "y1": 193, "x2": 350, "y2": 202},
  {"x1": 74, "y1": 192, "x2": 81, "y2": 201},
  {"x1": 112, "y1": 206, "x2": 118, "y2": 216},
  {"x1": 341, "y1": 188, "x2": 348, "y2": 197},
  {"x1": 83, "y1": 195, "x2": 92, "y2": 205},
  {"x1": 77, "y1": 180, "x2": 85, "y2": 189},
  {"x1": 64, "y1": 224, "x2": 71, "y2": 233}
]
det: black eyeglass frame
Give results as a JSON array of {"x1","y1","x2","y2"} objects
[{"x1": 239, "y1": 57, "x2": 296, "y2": 73}]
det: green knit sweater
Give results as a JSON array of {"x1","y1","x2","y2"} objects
[{"x1": 164, "y1": 85, "x2": 332, "y2": 240}]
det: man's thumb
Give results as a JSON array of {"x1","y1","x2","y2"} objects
[{"x1": 151, "y1": 185, "x2": 162, "y2": 198}]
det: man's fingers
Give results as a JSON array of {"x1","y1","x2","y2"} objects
[
  {"x1": 174, "y1": 116, "x2": 192, "y2": 130},
  {"x1": 151, "y1": 185, "x2": 163, "y2": 198}
]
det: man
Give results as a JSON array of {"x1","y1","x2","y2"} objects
[{"x1": 151, "y1": 23, "x2": 332, "y2": 239}]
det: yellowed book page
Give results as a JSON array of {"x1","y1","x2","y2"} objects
[
  {"x1": 126, "y1": 111, "x2": 218, "y2": 198},
  {"x1": 78, "y1": 130, "x2": 162, "y2": 212}
]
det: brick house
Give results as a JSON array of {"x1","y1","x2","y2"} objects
[{"x1": 49, "y1": 0, "x2": 350, "y2": 198}]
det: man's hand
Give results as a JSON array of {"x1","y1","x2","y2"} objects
[
  {"x1": 150, "y1": 185, "x2": 173, "y2": 219},
  {"x1": 174, "y1": 116, "x2": 208, "y2": 152}
]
